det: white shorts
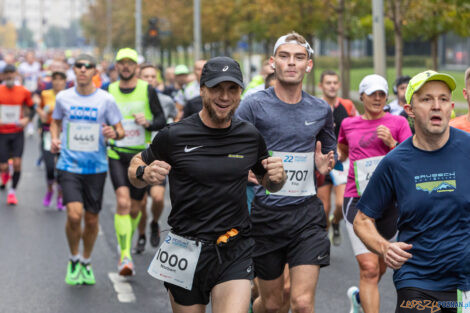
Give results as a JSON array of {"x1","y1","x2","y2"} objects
[
  {"x1": 345, "y1": 221, "x2": 371, "y2": 256},
  {"x1": 345, "y1": 221, "x2": 397, "y2": 256}
]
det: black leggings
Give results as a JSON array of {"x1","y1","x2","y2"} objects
[
  {"x1": 41, "y1": 129, "x2": 57, "y2": 182},
  {"x1": 43, "y1": 150, "x2": 56, "y2": 181}
]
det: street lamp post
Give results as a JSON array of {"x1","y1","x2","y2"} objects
[
  {"x1": 372, "y1": 0, "x2": 386, "y2": 77},
  {"x1": 135, "y1": 0, "x2": 142, "y2": 54},
  {"x1": 193, "y1": 0, "x2": 201, "y2": 62}
]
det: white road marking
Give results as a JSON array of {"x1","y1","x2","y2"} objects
[{"x1": 108, "y1": 272, "x2": 136, "y2": 303}]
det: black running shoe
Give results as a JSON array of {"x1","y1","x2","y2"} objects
[
  {"x1": 134, "y1": 235, "x2": 146, "y2": 254},
  {"x1": 150, "y1": 221, "x2": 160, "y2": 247},
  {"x1": 332, "y1": 222, "x2": 341, "y2": 246}
]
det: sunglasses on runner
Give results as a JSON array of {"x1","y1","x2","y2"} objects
[{"x1": 74, "y1": 62, "x2": 95, "y2": 70}]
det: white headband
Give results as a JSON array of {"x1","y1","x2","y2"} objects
[{"x1": 273, "y1": 35, "x2": 314, "y2": 58}]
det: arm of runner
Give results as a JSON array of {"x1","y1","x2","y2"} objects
[
  {"x1": 258, "y1": 157, "x2": 286, "y2": 193},
  {"x1": 36, "y1": 93, "x2": 47, "y2": 123},
  {"x1": 102, "y1": 122, "x2": 124, "y2": 140},
  {"x1": 36, "y1": 106, "x2": 48, "y2": 124},
  {"x1": 17, "y1": 103, "x2": 34, "y2": 128},
  {"x1": 353, "y1": 210, "x2": 412, "y2": 269},
  {"x1": 133, "y1": 112, "x2": 150, "y2": 128},
  {"x1": 337, "y1": 143, "x2": 349, "y2": 162},
  {"x1": 144, "y1": 86, "x2": 167, "y2": 131},
  {"x1": 376, "y1": 125, "x2": 397, "y2": 148},
  {"x1": 128, "y1": 152, "x2": 171, "y2": 188},
  {"x1": 50, "y1": 119, "x2": 62, "y2": 153},
  {"x1": 315, "y1": 141, "x2": 335, "y2": 175},
  {"x1": 247, "y1": 170, "x2": 259, "y2": 185}
]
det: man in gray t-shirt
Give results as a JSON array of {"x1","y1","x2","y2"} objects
[{"x1": 236, "y1": 32, "x2": 336, "y2": 313}]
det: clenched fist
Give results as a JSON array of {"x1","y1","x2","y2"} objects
[
  {"x1": 262, "y1": 157, "x2": 286, "y2": 184},
  {"x1": 144, "y1": 160, "x2": 171, "y2": 185}
]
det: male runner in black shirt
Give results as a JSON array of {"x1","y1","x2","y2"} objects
[{"x1": 128, "y1": 56, "x2": 286, "y2": 313}]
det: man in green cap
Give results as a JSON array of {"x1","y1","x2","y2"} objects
[
  {"x1": 353, "y1": 70, "x2": 470, "y2": 313},
  {"x1": 106, "y1": 47, "x2": 166, "y2": 276},
  {"x1": 174, "y1": 60, "x2": 206, "y2": 120}
]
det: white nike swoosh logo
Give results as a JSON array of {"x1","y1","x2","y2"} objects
[
  {"x1": 305, "y1": 120, "x2": 317, "y2": 126},
  {"x1": 317, "y1": 254, "x2": 328, "y2": 261},
  {"x1": 184, "y1": 145, "x2": 203, "y2": 152}
]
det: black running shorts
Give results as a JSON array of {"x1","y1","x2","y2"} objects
[
  {"x1": 343, "y1": 196, "x2": 398, "y2": 240},
  {"x1": 0, "y1": 132, "x2": 24, "y2": 162},
  {"x1": 165, "y1": 236, "x2": 254, "y2": 306},
  {"x1": 396, "y1": 287, "x2": 458, "y2": 313},
  {"x1": 251, "y1": 196, "x2": 330, "y2": 280},
  {"x1": 57, "y1": 170, "x2": 107, "y2": 214},
  {"x1": 108, "y1": 153, "x2": 147, "y2": 201}
]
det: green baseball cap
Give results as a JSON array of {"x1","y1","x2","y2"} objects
[
  {"x1": 115, "y1": 48, "x2": 138, "y2": 63},
  {"x1": 405, "y1": 70, "x2": 456, "y2": 104},
  {"x1": 174, "y1": 64, "x2": 189, "y2": 75}
]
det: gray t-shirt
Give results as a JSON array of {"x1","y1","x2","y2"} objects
[
  {"x1": 236, "y1": 87, "x2": 337, "y2": 208},
  {"x1": 157, "y1": 91, "x2": 177, "y2": 120},
  {"x1": 174, "y1": 81, "x2": 200, "y2": 106}
]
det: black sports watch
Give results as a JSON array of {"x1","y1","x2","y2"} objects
[{"x1": 136, "y1": 165, "x2": 147, "y2": 181}]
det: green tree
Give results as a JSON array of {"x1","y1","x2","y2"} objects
[
  {"x1": 82, "y1": 0, "x2": 135, "y2": 55},
  {"x1": 17, "y1": 21, "x2": 35, "y2": 48},
  {"x1": 386, "y1": 0, "x2": 411, "y2": 77},
  {"x1": 319, "y1": 0, "x2": 371, "y2": 98},
  {"x1": 44, "y1": 26, "x2": 66, "y2": 48},
  {"x1": 0, "y1": 22, "x2": 17, "y2": 49},
  {"x1": 404, "y1": 0, "x2": 457, "y2": 70}
]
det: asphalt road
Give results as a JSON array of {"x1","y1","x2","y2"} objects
[{"x1": 0, "y1": 134, "x2": 397, "y2": 313}]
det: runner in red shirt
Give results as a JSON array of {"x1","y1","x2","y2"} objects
[
  {"x1": 317, "y1": 70, "x2": 358, "y2": 246},
  {"x1": 0, "y1": 64, "x2": 34, "y2": 205}
]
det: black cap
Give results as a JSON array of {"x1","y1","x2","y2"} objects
[
  {"x1": 3, "y1": 64, "x2": 16, "y2": 73},
  {"x1": 51, "y1": 71, "x2": 67, "y2": 79},
  {"x1": 200, "y1": 57, "x2": 244, "y2": 88}
]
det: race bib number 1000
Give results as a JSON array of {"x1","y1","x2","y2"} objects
[
  {"x1": 148, "y1": 232, "x2": 201, "y2": 290},
  {"x1": 67, "y1": 122, "x2": 100, "y2": 152},
  {"x1": 354, "y1": 156, "x2": 384, "y2": 196},
  {"x1": 268, "y1": 151, "x2": 316, "y2": 197}
]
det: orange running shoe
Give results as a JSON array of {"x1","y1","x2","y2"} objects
[{"x1": 118, "y1": 257, "x2": 135, "y2": 276}]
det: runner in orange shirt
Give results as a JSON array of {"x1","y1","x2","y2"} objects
[
  {"x1": 449, "y1": 67, "x2": 470, "y2": 132},
  {"x1": 36, "y1": 71, "x2": 67, "y2": 210},
  {"x1": 0, "y1": 64, "x2": 34, "y2": 205}
]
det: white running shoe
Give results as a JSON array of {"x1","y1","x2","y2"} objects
[{"x1": 347, "y1": 286, "x2": 363, "y2": 313}]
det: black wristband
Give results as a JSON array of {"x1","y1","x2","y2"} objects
[{"x1": 113, "y1": 127, "x2": 119, "y2": 140}]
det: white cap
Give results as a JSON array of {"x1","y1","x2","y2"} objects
[
  {"x1": 273, "y1": 35, "x2": 314, "y2": 58},
  {"x1": 359, "y1": 74, "x2": 388, "y2": 96}
]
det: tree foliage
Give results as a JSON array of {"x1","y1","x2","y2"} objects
[
  {"x1": 80, "y1": 0, "x2": 468, "y2": 72},
  {"x1": 0, "y1": 22, "x2": 17, "y2": 49}
]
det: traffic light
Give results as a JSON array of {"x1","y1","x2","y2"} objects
[{"x1": 145, "y1": 18, "x2": 159, "y2": 47}]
